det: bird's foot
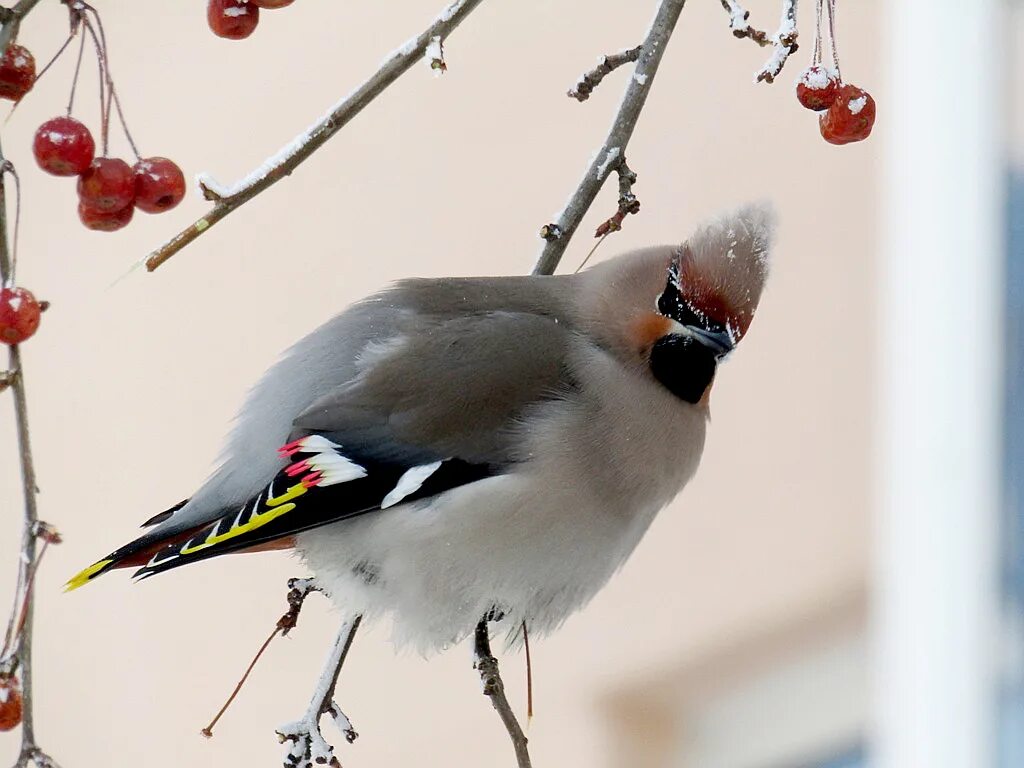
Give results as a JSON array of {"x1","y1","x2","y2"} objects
[{"x1": 276, "y1": 701, "x2": 357, "y2": 768}]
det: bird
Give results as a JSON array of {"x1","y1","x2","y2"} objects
[{"x1": 67, "y1": 202, "x2": 773, "y2": 654}]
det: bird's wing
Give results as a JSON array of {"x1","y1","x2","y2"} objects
[{"x1": 68, "y1": 311, "x2": 575, "y2": 588}]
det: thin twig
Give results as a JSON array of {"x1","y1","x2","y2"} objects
[
  {"x1": 202, "y1": 578, "x2": 324, "y2": 738},
  {"x1": 567, "y1": 45, "x2": 643, "y2": 102},
  {"x1": 0, "y1": 0, "x2": 45, "y2": 56},
  {"x1": 533, "y1": 0, "x2": 687, "y2": 276},
  {"x1": 755, "y1": 0, "x2": 799, "y2": 83},
  {"x1": 0, "y1": 5, "x2": 61, "y2": 755},
  {"x1": 718, "y1": 0, "x2": 800, "y2": 83},
  {"x1": 474, "y1": 619, "x2": 531, "y2": 768},
  {"x1": 144, "y1": 0, "x2": 487, "y2": 272},
  {"x1": 594, "y1": 156, "x2": 639, "y2": 237},
  {"x1": 718, "y1": 0, "x2": 770, "y2": 45}
]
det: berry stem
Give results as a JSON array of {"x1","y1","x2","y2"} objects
[
  {"x1": 812, "y1": 0, "x2": 822, "y2": 65},
  {"x1": 826, "y1": 0, "x2": 840, "y2": 79},
  {"x1": 81, "y1": 4, "x2": 139, "y2": 160},
  {"x1": 80, "y1": 15, "x2": 108, "y2": 155},
  {"x1": 0, "y1": 162, "x2": 21, "y2": 287},
  {"x1": 65, "y1": 28, "x2": 85, "y2": 117}
]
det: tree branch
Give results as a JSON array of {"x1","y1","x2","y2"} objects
[
  {"x1": 473, "y1": 619, "x2": 531, "y2": 768},
  {"x1": 143, "y1": 0, "x2": 487, "y2": 272},
  {"x1": 0, "y1": 0, "x2": 45, "y2": 57},
  {"x1": 0, "y1": 131, "x2": 60, "y2": 767},
  {"x1": 277, "y1": 613, "x2": 362, "y2": 768},
  {"x1": 567, "y1": 45, "x2": 643, "y2": 102},
  {"x1": 719, "y1": 0, "x2": 799, "y2": 83},
  {"x1": 532, "y1": 0, "x2": 687, "y2": 277}
]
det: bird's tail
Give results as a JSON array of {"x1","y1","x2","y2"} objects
[{"x1": 64, "y1": 499, "x2": 202, "y2": 591}]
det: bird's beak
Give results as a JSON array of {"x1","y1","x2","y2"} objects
[{"x1": 684, "y1": 325, "x2": 734, "y2": 358}]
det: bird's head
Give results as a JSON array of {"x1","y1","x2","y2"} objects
[{"x1": 581, "y1": 202, "x2": 774, "y2": 404}]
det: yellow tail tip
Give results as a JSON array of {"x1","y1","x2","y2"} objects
[{"x1": 64, "y1": 559, "x2": 114, "y2": 592}]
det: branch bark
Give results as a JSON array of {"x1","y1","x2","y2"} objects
[
  {"x1": 0, "y1": 133, "x2": 60, "y2": 767},
  {"x1": 474, "y1": 619, "x2": 531, "y2": 768},
  {"x1": 532, "y1": 0, "x2": 687, "y2": 277},
  {"x1": 719, "y1": 0, "x2": 800, "y2": 83},
  {"x1": 143, "y1": 0, "x2": 487, "y2": 272},
  {"x1": 277, "y1": 613, "x2": 362, "y2": 768},
  {"x1": 0, "y1": 9, "x2": 59, "y2": 765}
]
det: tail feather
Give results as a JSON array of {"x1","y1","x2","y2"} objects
[{"x1": 64, "y1": 521, "x2": 206, "y2": 592}]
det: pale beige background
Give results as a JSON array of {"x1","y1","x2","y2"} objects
[{"x1": 0, "y1": 1, "x2": 877, "y2": 766}]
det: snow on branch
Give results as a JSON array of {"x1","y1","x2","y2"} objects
[
  {"x1": 567, "y1": 45, "x2": 643, "y2": 102},
  {"x1": 719, "y1": 0, "x2": 800, "y2": 83},
  {"x1": 533, "y1": 0, "x2": 686, "y2": 276},
  {"x1": 143, "y1": 0, "x2": 486, "y2": 272}
]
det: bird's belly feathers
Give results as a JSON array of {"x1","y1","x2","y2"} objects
[{"x1": 297, "y1": 381, "x2": 707, "y2": 654}]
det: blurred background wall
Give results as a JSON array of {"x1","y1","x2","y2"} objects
[{"x1": 0, "y1": 1, "x2": 1016, "y2": 767}]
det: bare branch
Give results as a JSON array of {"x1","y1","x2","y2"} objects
[
  {"x1": 474, "y1": 619, "x2": 531, "y2": 768},
  {"x1": 719, "y1": 0, "x2": 799, "y2": 83},
  {"x1": 0, "y1": 0, "x2": 45, "y2": 56},
  {"x1": 567, "y1": 45, "x2": 643, "y2": 102},
  {"x1": 533, "y1": 0, "x2": 687, "y2": 276},
  {"x1": 144, "y1": 0, "x2": 486, "y2": 272},
  {"x1": 718, "y1": 0, "x2": 770, "y2": 45},
  {"x1": 755, "y1": 0, "x2": 799, "y2": 83},
  {"x1": 594, "y1": 156, "x2": 639, "y2": 237},
  {"x1": 202, "y1": 578, "x2": 325, "y2": 740},
  {"x1": 0, "y1": 131, "x2": 61, "y2": 768},
  {"x1": 278, "y1": 615, "x2": 362, "y2": 768}
]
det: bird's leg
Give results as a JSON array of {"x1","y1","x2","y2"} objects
[
  {"x1": 277, "y1": 614, "x2": 362, "y2": 768},
  {"x1": 473, "y1": 618, "x2": 532, "y2": 768}
]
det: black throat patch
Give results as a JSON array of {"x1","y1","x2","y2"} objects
[{"x1": 649, "y1": 334, "x2": 717, "y2": 404}]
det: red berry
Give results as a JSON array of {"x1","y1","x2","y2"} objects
[
  {"x1": 251, "y1": 0, "x2": 294, "y2": 6},
  {"x1": 77, "y1": 158, "x2": 135, "y2": 213},
  {"x1": 0, "y1": 677, "x2": 23, "y2": 731},
  {"x1": 820, "y1": 84, "x2": 876, "y2": 145},
  {"x1": 0, "y1": 44, "x2": 35, "y2": 102},
  {"x1": 208, "y1": 0, "x2": 259, "y2": 39},
  {"x1": 133, "y1": 157, "x2": 186, "y2": 214},
  {"x1": 796, "y1": 65, "x2": 839, "y2": 112},
  {"x1": 0, "y1": 287, "x2": 41, "y2": 345},
  {"x1": 78, "y1": 200, "x2": 134, "y2": 232},
  {"x1": 33, "y1": 117, "x2": 95, "y2": 177}
]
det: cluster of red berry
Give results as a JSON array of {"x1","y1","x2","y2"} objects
[
  {"x1": 26, "y1": 3, "x2": 186, "y2": 233},
  {"x1": 33, "y1": 116, "x2": 185, "y2": 232},
  {"x1": 0, "y1": 2, "x2": 190, "y2": 347},
  {"x1": 208, "y1": 0, "x2": 295, "y2": 41},
  {"x1": 796, "y1": 67, "x2": 875, "y2": 145},
  {"x1": 795, "y1": 0, "x2": 875, "y2": 145}
]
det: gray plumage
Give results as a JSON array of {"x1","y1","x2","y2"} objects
[{"x1": 72, "y1": 202, "x2": 774, "y2": 652}]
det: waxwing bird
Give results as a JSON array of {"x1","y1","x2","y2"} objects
[{"x1": 68, "y1": 202, "x2": 773, "y2": 653}]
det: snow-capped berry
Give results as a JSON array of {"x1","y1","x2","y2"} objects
[
  {"x1": 133, "y1": 157, "x2": 186, "y2": 214},
  {"x1": 32, "y1": 117, "x2": 95, "y2": 176},
  {"x1": 0, "y1": 44, "x2": 36, "y2": 102},
  {"x1": 251, "y1": 0, "x2": 294, "y2": 6},
  {"x1": 0, "y1": 676, "x2": 23, "y2": 731},
  {"x1": 0, "y1": 287, "x2": 42, "y2": 345},
  {"x1": 77, "y1": 158, "x2": 135, "y2": 213},
  {"x1": 78, "y1": 200, "x2": 134, "y2": 232},
  {"x1": 208, "y1": 0, "x2": 260, "y2": 40},
  {"x1": 795, "y1": 65, "x2": 839, "y2": 112},
  {"x1": 820, "y1": 84, "x2": 876, "y2": 145}
]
